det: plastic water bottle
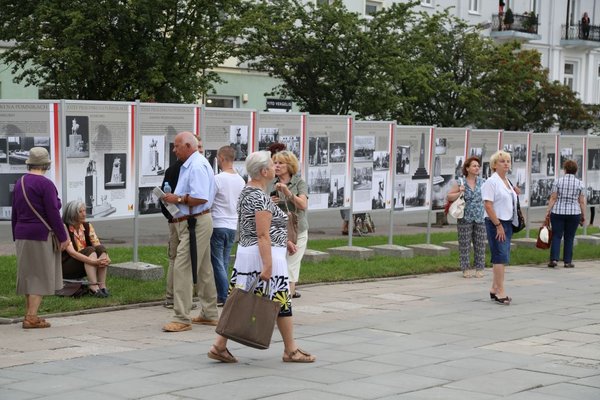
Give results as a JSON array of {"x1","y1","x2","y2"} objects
[{"x1": 164, "y1": 182, "x2": 171, "y2": 194}]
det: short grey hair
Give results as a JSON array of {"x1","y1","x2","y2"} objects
[
  {"x1": 62, "y1": 200, "x2": 85, "y2": 226},
  {"x1": 246, "y1": 151, "x2": 272, "y2": 179}
]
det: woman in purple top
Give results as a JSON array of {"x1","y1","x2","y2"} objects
[{"x1": 11, "y1": 147, "x2": 69, "y2": 329}]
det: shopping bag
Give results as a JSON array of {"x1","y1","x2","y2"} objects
[
  {"x1": 215, "y1": 278, "x2": 280, "y2": 349},
  {"x1": 535, "y1": 218, "x2": 552, "y2": 250},
  {"x1": 448, "y1": 194, "x2": 465, "y2": 219}
]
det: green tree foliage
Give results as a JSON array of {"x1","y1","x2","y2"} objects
[
  {"x1": 236, "y1": 0, "x2": 378, "y2": 115},
  {"x1": 0, "y1": 0, "x2": 243, "y2": 102},
  {"x1": 479, "y1": 42, "x2": 597, "y2": 132}
]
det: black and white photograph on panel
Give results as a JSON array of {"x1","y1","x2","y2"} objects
[
  {"x1": 547, "y1": 153, "x2": 556, "y2": 176},
  {"x1": 531, "y1": 146, "x2": 542, "y2": 174},
  {"x1": 431, "y1": 175, "x2": 453, "y2": 210},
  {"x1": 530, "y1": 178, "x2": 554, "y2": 207},
  {"x1": 589, "y1": 148, "x2": 600, "y2": 170},
  {"x1": 482, "y1": 162, "x2": 492, "y2": 179},
  {"x1": 353, "y1": 136, "x2": 375, "y2": 162},
  {"x1": 559, "y1": 148, "x2": 573, "y2": 171},
  {"x1": 511, "y1": 168, "x2": 527, "y2": 194},
  {"x1": 373, "y1": 151, "x2": 390, "y2": 171},
  {"x1": 308, "y1": 136, "x2": 328, "y2": 166},
  {"x1": 142, "y1": 136, "x2": 165, "y2": 176},
  {"x1": 258, "y1": 128, "x2": 279, "y2": 151},
  {"x1": 513, "y1": 144, "x2": 527, "y2": 162},
  {"x1": 396, "y1": 145, "x2": 410, "y2": 174},
  {"x1": 138, "y1": 186, "x2": 162, "y2": 215},
  {"x1": 104, "y1": 153, "x2": 126, "y2": 190},
  {"x1": 574, "y1": 155, "x2": 584, "y2": 179},
  {"x1": 435, "y1": 138, "x2": 447, "y2": 155},
  {"x1": 0, "y1": 173, "x2": 21, "y2": 220},
  {"x1": 404, "y1": 181, "x2": 427, "y2": 209},
  {"x1": 353, "y1": 165, "x2": 373, "y2": 190},
  {"x1": 469, "y1": 147, "x2": 482, "y2": 160},
  {"x1": 393, "y1": 180, "x2": 406, "y2": 210},
  {"x1": 328, "y1": 174, "x2": 345, "y2": 208},
  {"x1": 0, "y1": 138, "x2": 6, "y2": 163},
  {"x1": 65, "y1": 116, "x2": 90, "y2": 158},
  {"x1": 229, "y1": 125, "x2": 249, "y2": 161},
  {"x1": 280, "y1": 136, "x2": 301, "y2": 160},
  {"x1": 587, "y1": 185, "x2": 600, "y2": 205},
  {"x1": 205, "y1": 149, "x2": 218, "y2": 172},
  {"x1": 7, "y1": 136, "x2": 50, "y2": 165},
  {"x1": 370, "y1": 172, "x2": 387, "y2": 210},
  {"x1": 454, "y1": 156, "x2": 465, "y2": 180},
  {"x1": 329, "y1": 142, "x2": 346, "y2": 163},
  {"x1": 307, "y1": 166, "x2": 330, "y2": 194}
]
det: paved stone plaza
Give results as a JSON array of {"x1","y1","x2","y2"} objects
[{"x1": 1, "y1": 261, "x2": 599, "y2": 399}]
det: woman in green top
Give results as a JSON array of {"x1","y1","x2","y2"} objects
[{"x1": 271, "y1": 150, "x2": 308, "y2": 298}]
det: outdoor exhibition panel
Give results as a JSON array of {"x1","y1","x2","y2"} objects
[
  {"x1": 467, "y1": 129, "x2": 501, "y2": 179},
  {"x1": 587, "y1": 136, "x2": 600, "y2": 208},
  {"x1": 0, "y1": 101, "x2": 59, "y2": 220},
  {"x1": 557, "y1": 135, "x2": 586, "y2": 181},
  {"x1": 62, "y1": 101, "x2": 135, "y2": 219},
  {"x1": 136, "y1": 103, "x2": 197, "y2": 216},
  {"x1": 394, "y1": 125, "x2": 434, "y2": 212},
  {"x1": 352, "y1": 121, "x2": 394, "y2": 213},
  {"x1": 430, "y1": 128, "x2": 468, "y2": 212},
  {"x1": 529, "y1": 133, "x2": 559, "y2": 208},
  {"x1": 256, "y1": 112, "x2": 307, "y2": 179},
  {"x1": 200, "y1": 107, "x2": 256, "y2": 180},
  {"x1": 305, "y1": 114, "x2": 352, "y2": 210},
  {"x1": 500, "y1": 130, "x2": 531, "y2": 206}
]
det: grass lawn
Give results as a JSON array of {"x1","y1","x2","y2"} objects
[{"x1": 1, "y1": 227, "x2": 598, "y2": 319}]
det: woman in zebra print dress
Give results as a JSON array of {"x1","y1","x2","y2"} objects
[{"x1": 207, "y1": 151, "x2": 315, "y2": 364}]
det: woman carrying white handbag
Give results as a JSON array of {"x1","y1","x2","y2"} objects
[{"x1": 446, "y1": 156, "x2": 487, "y2": 278}]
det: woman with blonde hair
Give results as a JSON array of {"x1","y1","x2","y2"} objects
[
  {"x1": 481, "y1": 150, "x2": 517, "y2": 305},
  {"x1": 271, "y1": 150, "x2": 308, "y2": 298}
]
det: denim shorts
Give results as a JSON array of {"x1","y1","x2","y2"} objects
[{"x1": 484, "y1": 218, "x2": 513, "y2": 265}]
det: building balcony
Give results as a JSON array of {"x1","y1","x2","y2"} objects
[
  {"x1": 560, "y1": 24, "x2": 600, "y2": 49},
  {"x1": 490, "y1": 13, "x2": 541, "y2": 42}
]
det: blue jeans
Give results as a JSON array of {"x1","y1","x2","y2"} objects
[
  {"x1": 210, "y1": 228, "x2": 236, "y2": 303},
  {"x1": 550, "y1": 213, "x2": 580, "y2": 263}
]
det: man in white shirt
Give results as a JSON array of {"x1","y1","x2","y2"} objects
[
  {"x1": 210, "y1": 146, "x2": 246, "y2": 306},
  {"x1": 161, "y1": 132, "x2": 217, "y2": 332}
]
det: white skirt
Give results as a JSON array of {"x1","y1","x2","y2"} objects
[{"x1": 230, "y1": 245, "x2": 292, "y2": 316}]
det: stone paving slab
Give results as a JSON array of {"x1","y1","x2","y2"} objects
[{"x1": 1, "y1": 261, "x2": 600, "y2": 399}]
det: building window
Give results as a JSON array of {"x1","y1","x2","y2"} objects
[
  {"x1": 206, "y1": 96, "x2": 237, "y2": 108},
  {"x1": 468, "y1": 0, "x2": 479, "y2": 13},
  {"x1": 564, "y1": 62, "x2": 575, "y2": 91},
  {"x1": 365, "y1": 1, "x2": 381, "y2": 16},
  {"x1": 421, "y1": 0, "x2": 433, "y2": 6}
]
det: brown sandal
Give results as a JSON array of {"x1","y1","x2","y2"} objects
[
  {"x1": 207, "y1": 345, "x2": 238, "y2": 363},
  {"x1": 282, "y1": 348, "x2": 316, "y2": 363},
  {"x1": 22, "y1": 315, "x2": 51, "y2": 329}
]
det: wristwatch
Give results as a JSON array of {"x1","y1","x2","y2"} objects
[
  {"x1": 495, "y1": 222, "x2": 501, "y2": 227},
  {"x1": 177, "y1": 197, "x2": 182, "y2": 204}
]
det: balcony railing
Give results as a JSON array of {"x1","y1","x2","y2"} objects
[
  {"x1": 491, "y1": 13, "x2": 539, "y2": 35},
  {"x1": 562, "y1": 23, "x2": 600, "y2": 42}
]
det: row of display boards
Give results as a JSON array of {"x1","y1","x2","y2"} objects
[{"x1": 0, "y1": 100, "x2": 599, "y2": 224}]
